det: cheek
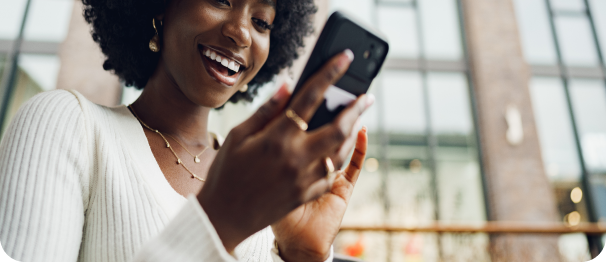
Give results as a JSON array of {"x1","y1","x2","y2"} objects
[
  {"x1": 162, "y1": 2, "x2": 221, "y2": 82},
  {"x1": 249, "y1": 35, "x2": 271, "y2": 76}
]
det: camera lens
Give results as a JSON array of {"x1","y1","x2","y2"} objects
[
  {"x1": 367, "y1": 61, "x2": 377, "y2": 76},
  {"x1": 374, "y1": 45, "x2": 384, "y2": 58}
]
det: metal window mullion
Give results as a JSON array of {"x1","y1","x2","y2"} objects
[
  {"x1": 373, "y1": 1, "x2": 393, "y2": 261},
  {"x1": 583, "y1": 0, "x2": 606, "y2": 96},
  {"x1": 544, "y1": 0, "x2": 604, "y2": 255},
  {"x1": 412, "y1": 0, "x2": 444, "y2": 260},
  {"x1": 0, "y1": 0, "x2": 32, "y2": 134},
  {"x1": 412, "y1": 0, "x2": 439, "y2": 222}
]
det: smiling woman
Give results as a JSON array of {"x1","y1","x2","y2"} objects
[
  {"x1": 82, "y1": 0, "x2": 315, "y2": 105},
  {"x1": 0, "y1": 0, "x2": 375, "y2": 262}
]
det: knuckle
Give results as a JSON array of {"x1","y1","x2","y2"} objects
[
  {"x1": 263, "y1": 138, "x2": 284, "y2": 156},
  {"x1": 284, "y1": 157, "x2": 300, "y2": 174},
  {"x1": 255, "y1": 103, "x2": 273, "y2": 121},
  {"x1": 323, "y1": 64, "x2": 341, "y2": 82},
  {"x1": 303, "y1": 88, "x2": 323, "y2": 107},
  {"x1": 331, "y1": 126, "x2": 347, "y2": 143}
]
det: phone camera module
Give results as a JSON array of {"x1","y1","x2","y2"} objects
[
  {"x1": 363, "y1": 50, "x2": 371, "y2": 59},
  {"x1": 367, "y1": 61, "x2": 377, "y2": 76},
  {"x1": 375, "y1": 46, "x2": 384, "y2": 58}
]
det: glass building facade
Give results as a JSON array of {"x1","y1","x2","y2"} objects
[
  {"x1": 328, "y1": 0, "x2": 488, "y2": 261},
  {"x1": 514, "y1": 0, "x2": 606, "y2": 258}
]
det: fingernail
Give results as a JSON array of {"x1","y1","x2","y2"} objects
[
  {"x1": 344, "y1": 49, "x2": 354, "y2": 62},
  {"x1": 365, "y1": 94, "x2": 375, "y2": 108},
  {"x1": 271, "y1": 83, "x2": 290, "y2": 101},
  {"x1": 362, "y1": 126, "x2": 367, "y2": 132}
]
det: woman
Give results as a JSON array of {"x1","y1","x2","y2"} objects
[{"x1": 0, "y1": 0, "x2": 374, "y2": 261}]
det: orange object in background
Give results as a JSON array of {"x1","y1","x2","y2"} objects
[{"x1": 345, "y1": 237, "x2": 365, "y2": 258}]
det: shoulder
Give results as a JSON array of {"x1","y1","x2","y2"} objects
[
  {"x1": 3, "y1": 90, "x2": 86, "y2": 138},
  {"x1": 17, "y1": 89, "x2": 83, "y2": 118},
  {"x1": 1, "y1": 89, "x2": 91, "y2": 146},
  {"x1": 13, "y1": 89, "x2": 125, "y2": 130}
]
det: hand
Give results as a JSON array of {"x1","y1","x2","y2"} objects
[
  {"x1": 198, "y1": 50, "x2": 373, "y2": 252},
  {"x1": 272, "y1": 127, "x2": 369, "y2": 262}
]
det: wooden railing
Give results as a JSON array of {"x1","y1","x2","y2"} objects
[{"x1": 339, "y1": 222, "x2": 606, "y2": 235}]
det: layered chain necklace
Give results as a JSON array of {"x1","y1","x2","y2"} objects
[{"x1": 129, "y1": 105, "x2": 209, "y2": 182}]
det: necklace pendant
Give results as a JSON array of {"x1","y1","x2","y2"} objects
[
  {"x1": 177, "y1": 159, "x2": 182, "y2": 164},
  {"x1": 194, "y1": 156, "x2": 201, "y2": 163}
]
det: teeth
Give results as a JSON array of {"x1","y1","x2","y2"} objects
[{"x1": 203, "y1": 48, "x2": 242, "y2": 73}]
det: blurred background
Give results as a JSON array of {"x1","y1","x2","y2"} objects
[{"x1": 0, "y1": 0, "x2": 605, "y2": 261}]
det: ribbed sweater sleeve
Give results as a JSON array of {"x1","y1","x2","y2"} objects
[
  {"x1": 0, "y1": 90, "x2": 89, "y2": 262},
  {"x1": 133, "y1": 196, "x2": 237, "y2": 262}
]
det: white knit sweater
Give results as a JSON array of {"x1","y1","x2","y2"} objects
[{"x1": 0, "y1": 90, "x2": 333, "y2": 262}]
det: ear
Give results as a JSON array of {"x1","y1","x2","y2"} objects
[{"x1": 154, "y1": 14, "x2": 165, "y2": 25}]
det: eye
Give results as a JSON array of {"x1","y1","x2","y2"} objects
[
  {"x1": 252, "y1": 17, "x2": 274, "y2": 31},
  {"x1": 215, "y1": 0, "x2": 231, "y2": 6}
]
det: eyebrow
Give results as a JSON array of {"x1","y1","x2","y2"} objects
[{"x1": 258, "y1": 0, "x2": 276, "y2": 9}]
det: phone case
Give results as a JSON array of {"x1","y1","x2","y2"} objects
[{"x1": 291, "y1": 11, "x2": 389, "y2": 131}]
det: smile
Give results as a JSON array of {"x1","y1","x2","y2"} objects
[{"x1": 198, "y1": 45, "x2": 246, "y2": 87}]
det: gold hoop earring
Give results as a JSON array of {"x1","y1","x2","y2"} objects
[
  {"x1": 240, "y1": 84, "x2": 248, "y2": 93},
  {"x1": 149, "y1": 18, "x2": 161, "y2": 52}
]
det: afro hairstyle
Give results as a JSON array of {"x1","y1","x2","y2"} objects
[{"x1": 82, "y1": 0, "x2": 317, "y2": 105}]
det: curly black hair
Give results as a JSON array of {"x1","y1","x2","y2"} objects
[{"x1": 82, "y1": 0, "x2": 316, "y2": 105}]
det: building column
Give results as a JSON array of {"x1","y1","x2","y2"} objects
[
  {"x1": 460, "y1": 0, "x2": 562, "y2": 261},
  {"x1": 56, "y1": 1, "x2": 121, "y2": 107}
]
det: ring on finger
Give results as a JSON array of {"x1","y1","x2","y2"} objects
[
  {"x1": 285, "y1": 108, "x2": 308, "y2": 131},
  {"x1": 324, "y1": 157, "x2": 335, "y2": 178}
]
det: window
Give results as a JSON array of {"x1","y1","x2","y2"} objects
[
  {"x1": 330, "y1": 0, "x2": 487, "y2": 260},
  {"x1": 0, "y1": 0, "x2": 73, "y2": 135},
  {"x1": 515, "y1": 0, "x2": 606, "y2": 258}
]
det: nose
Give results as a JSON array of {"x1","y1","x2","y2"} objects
[{"x1": 222, "y1": 13, "x2": 252, "y2": 48}]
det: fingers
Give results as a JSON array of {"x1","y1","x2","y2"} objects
[
  {"x1": 332, "y1": 119, "x2": 360, "y2": 169},
  {"x1": 305, "y1": 94, "x2": 373, "y2": 158},
  {"x1": 230, "y1": 84, "x2": 290, "y2": 142},
  {"x1": 343, "y1": 127, "x2": 368, "y2": 186},
  {"x1": 287, "y1": 50, "x2": 354, "y2": 125},
  {"x1": 301, "y1": 168, "x2": 338, "y2": 202}
]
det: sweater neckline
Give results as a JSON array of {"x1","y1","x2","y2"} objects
[{"x1": 114, "y1": 105, "x2": 188, "y2": 219}]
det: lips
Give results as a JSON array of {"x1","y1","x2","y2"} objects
[{"x1": 198, "y1": 45, "x2": 245, "y2": 87}]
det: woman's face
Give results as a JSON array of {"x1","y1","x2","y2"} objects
[{"x1": 161, "y1": 0, "x2": 276, "y2": 108}]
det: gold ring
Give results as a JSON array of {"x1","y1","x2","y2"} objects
[
  {"x1": 285, "y1": 108, "x2": 308, "y2": 131},
  {"x1": 324, "y1": 157, "x2": 335, "y2": 177}
]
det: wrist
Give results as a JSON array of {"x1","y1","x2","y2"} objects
[
  {"x1": 275, "y1": 240, "x2": 331, "y2": 262},
  {"x1": 198, "y1": 192, "x2": 241, "y2": 253}
]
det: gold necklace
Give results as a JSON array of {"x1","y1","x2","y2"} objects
[
  {"x1": 164, "y1": 133, "x2": 209, "y2": 163},
  {"x1": 128, "y1": 105, "x2": 206, "y2": 182}
]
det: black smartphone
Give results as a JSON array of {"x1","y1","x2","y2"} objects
[{"x1": 291, "y1": 11, "x2": 389, "y2": 131}]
